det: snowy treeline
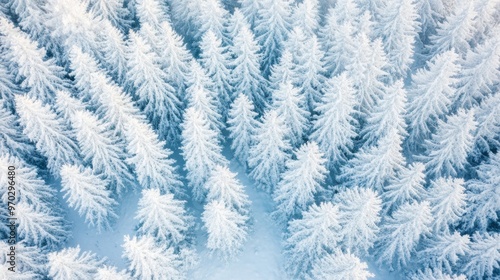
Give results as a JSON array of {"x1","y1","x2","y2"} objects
[{"x1": 0, "y1": 0, "x2": 499, "y2": 279}]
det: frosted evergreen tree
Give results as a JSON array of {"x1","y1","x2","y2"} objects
[
  {"x1": 285, "y1": 202, "x2": 341, "y2": 279},
  {"x1": 273, "y1": 142, "x2": 327, "y2": 220},
  {"x1": 54, "y1": 90, "x2": 86, "y2": 126},
  {"x1": 423, "y1": 109, "x2": 476, "y2": 177},
  {"x1": 463, "y1": 152, "x2": 500, "y2": 230},
  {"x1": 406, "y1": 50, "x2": 460, "y2": 143},
  {"x1": 226, "y1": 8, "x2": 247, "y2": 40},
  {"x1": 181, "y1": 108, "x2": 227, "y2": 200},
  {"x1": 426, "y1": 178, "x2": 466, "y2": 232},
  {"x1": 310, "y1": 73, "x2": 357, "y2": 169},
  {"x1": 199, "y1": 30, "x2": 232, "y2": 118},
  {"x1": 254, "y1": 0, "x2": 292, "y2": 75},
  {"x1": 341, "y1": 128, "x2": 405, "y2": 191},
  {"x1": 415, "y1": 0, "x2": 445, "y2": 35},
  {"x1": 96, "y1": 266, "x2": 131, "y2": 280},
  {"x1": 239, "y1": 0, "x2": 260, "y2": 27},
  {"x1": 333, "y1": 187, "x2": 382, "y2": 254},
  {"x1": 430, "y1": 0, "x2": 477, "y2": 55},
  {"x1": 311, "y1": 251, "x2": 374, "y2": 280},
  {"x1": 126, "y1": 31, "x2": 181, "y2": 141},
  {"x1": 473, "y1": 92, "x2": 500, "y2": 156},
  {"x1": 0, "y1": 240, "x2": 46, "y2": 275},
  {"x1": 361, "y1": 80, "x2": 407, "y2": 146},
  {"x1": 60, "y1": 164, "x2": 117, "y2": 232},
  {"x1": 196, "y1": 0, "x2": 229, "y2": 44},
  {"x1": 375, "y1": 201, "x2": 433, "y2": 270},
  {"x1": 462, "y1": 232, "x2": 500, "y2": 279},
  {"x1": 291, "y1": 0, "x2": 319, "y2": 36},
  {"x1": 418, "y1": 231, "x2": 470, "y2": 274},
  {"x1": 15, "y1": 95, "x2": 80, "y2": 176},
  {"x1": 68, "y1": 46, "x2": 103, "y2": 105},
  {"x1": 71, "y1": 110, "x2": 134, "y2": 194},
  {"x1": 0, "y1": 105, "x2": 37, "y2": 162},
  {"x1": 135, "y1": 0, "x2": 168, "y2": 29},
  {"x1": 88, "y1": 0, "x2": 130, "y2": 31},
  {"x1": 248, "y1": 110, "x2": 291, "y2": 192},
  {"x1": 135, "y1": 188, "x2": 189, "y2": 244},
  {"x1": 268, "y1": 50, "x2": 294, "y2": 92},
  {"x1": 6, "y1": 0, "x2": 48, "y2": 45},
  {"x1": 230, "y1": 24, "x2": 268, "y2": 111},
  {"x1": 122, "y1": 235, "x2": 183, "y2": 280},
  {"x1": 375, "y1": 0, "x2": 419, "y2": 77},
  {"x1": 409, "y1": 268, "x2": 466, "y2": 280},
  {"x1": 0, "y1": 17, "x2": 66, "y2": 102},
  {"x1": 202, "y1": 200, "x2": 248, "y2": 258},
  {"x1": 205, "y1": 166, "x2": 250, "y2": 215},
  {"x1": 271, "y1": 81, "x2": 309, "y2": 147},
  {"x1": 227, "y1": 93, "x2": 259, "y2": 166},
  {"x1": 382, "y1": 162, "x2": 427, "y2": 214},
  {"x1": 0, "y1": 62, "x2": 20, "y2": 111},
  {"x1": 454, "y1": 35, "x2": 500, "y2": 109},
  {"x1": 124, "y1": 117, "x2": 182, "y2": 194},
  {"x1": 96, "y1": 21, "x2": 128, "y2": 85},
  {"x1": 48, "y1": 246, "x2": 103, "y2": 280},
  {"x1": 320, "y1": 21, "x2": 356, "y2": 75}
]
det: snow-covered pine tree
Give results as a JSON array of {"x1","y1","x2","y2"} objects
[
  {"x1": 341, "y1": 127, "x2": 405, "y2": 191},
  {"x1": 0, "y1": 16, "x2": 66, "y2": 103},
  {"x1": 239, "y1": 0, "x2": 261, "y2": 27},
  {"x1": 375, "y1": 0, "x2": 419, "y2": 78},
  {"x1": 473, "y1": 91, "x2": 500, "y2": 156},
  {"x1": 271, "y1": 81, "x2": 309, "y2": 147},
  {"x1": 273, "y1": 142, "x2": 327, "y2": 220},
  {"x1": 423, "y1": 109, "x2": 476, "y2": 177},
  {"x1": 48, "y1": 246, "x2": 103, "y2": 280},
  {"x1": 268, "y1": 50, "x2": 294, "y2": 93},
  {"x1": 375, "y1": 201, "x2": 433, "y2": 270},
  {"x1": 181, "y1": 107, "x2": 227, "y2": 200},
  {"x1": 230, "y1": 23, "x2": 268, "y2": 112},
  {"x1": 382, "y1": 162, "x2": 427, "y2": 214},
  {"x1": 96, "y1": 266, "x2": 131, "y2": 280},
  {"x1": 202, "y1": 200, "x2": 248, "y2": 258},
  {"x1": 227, "y1": 93, "x2": 259, "y2": 166},
  {"x1": 285, "y1": 202, "x2": 341, "y2": 279},
  {"x1": 226, "y1": 8, "x2": 247, "y2": 41},
  {"x1": 463, "y1": 151, "x2": 500, "y2": 230},
  {"x1": 60, "y1": 164, "x2": 117, "y2": 232},
  {"x1": 310, "y1": 73, "x2": 357, "y2": 169},
  {"x1": 409, "y1": 268, "x2": 466, "y2": 280},
  {"x1": 0, "y1": 105, "x2": 37, "y2": 162},
  {"x1": 68, "y1": 46, "x2": 103, "y2": 105},
  {"x1": 6, "y1": 0, "x2": 48, "y2": 45},
  {"x1": 54, "y1": 90, "x2": 86, "y2": 126},
  {"x1": 406, "y1": 50, "x2": 460, "y2": 144},
  {"x1": 248, "y1": 110, "x2": 291, "y2": 192},
  {"x1": 320, "y1": 20, "x2": 356, "y2": 75},
  {"x1": 134, "y1": 0, "x2": 168, "y2": 29},
  {"x1": 0, "y1": 62, "x2": 20, "y2": 111},
  {"x1": 462, "y1": 232, "x2": 500, "y2": 279},
  {"x1": 199, "y1": 30, "x2": 232, "y2": 118},
  {"x1": 333, "y1": 187, "x2": 382, "y2": 254},
  {"x1": 291, "y1": 0, "x2": 319, "y2": 36},
  {"x1": 15, "y1": 95, "x2": 80, "y2": 176},
  {"x1": 196, "y1": 0, "x2": 229, "y2": 44},
  {"x1": 71, "y1": 110, "x2": 134, "y2": 194},
  {"x1": 205, "y1": 165, "x2": 250, "y2": 215},
  {"x1": 135, "y1": 188, "x2": 189, "y2": 244},
  {"x1": 254, "y1": 0, "x2": 292, "y2": 75},
  {"x1": 88, "y1": 0, "x2": 131, "y2": 32},
  {"x1": 311, "y1": 251, "x2": 374, "y2": 280},
  {"x1": 122, "y1": 235, "x2": 184, "y2": 280},
  {"x1": 96, "y1": 21, "x2": 128, "y2": 85},
  {"x1": 125, "y1": 31, "x2": 182, "y2": 142},
  {"x1": 361, "y1": 80, "x2": 407, "y2": 146},
  {"x1": 418, "y1": 231, "x2": 470, "y2": 274},
  {"x1": 426, "y1": 177, "x2": 466, "y2": 232},
  {"x1": 124, "y1": 117, "x2": 182, "y2": 194}
]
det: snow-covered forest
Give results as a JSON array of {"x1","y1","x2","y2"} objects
[{"x1": 0, "y1": 0, "x2": 499, "y2": 279}]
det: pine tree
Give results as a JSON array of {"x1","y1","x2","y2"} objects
[
  {"x1": 409, "y1": 268, "x2": 466, "y2": 280},
  {"x1": 15, "y1": 95, "x2": 80, "y2": 176},
  {"x1": 96, "y1": 266, "x2": 131, "y2": 280},
  {"x1": 0, "y1": 105, "x2": 37, "y2": 162},
  {"x1": 124, "y1": 117, "x2": 182, "y2": 194},
  {"x1": 268, "y1": 50, "x2": 294, "y2": 92},
  {"x1": 196, "y1": 0, "x2": 229, "y2": 44},
  {"x1": 248, "y1": 110, "x2": 291, "y2": 192},
  {"x1": 125, "y1": 31, "x2": 182, "y2": 142},
  {"x1": 418, "y1": 231, "x2": 470, "y2": 274},
  {"x1": 320, "y1": 21, "x2": 356, "y2": 75},
  {"x1": 230, "y1": 24, "x2": 268, "y2": 111},
  {"x1": 205, "y1": 166, "x2": 250, "y2": 215},
  {"x1": 291, "y1": 0, "x2": 319, "y2": 36},
  {"x1": 463, "y1": 152, "x2": 500, "y2": 230},
  {"x1": 135, "y1": 188, "x2": 189, "y2": 244},
  {"x1": 134, "y1": 0, "x2": 168, "y2": 29},
  {"x1": 462, "y1": 232, "x2": 500, "y2": 279},
  {"x1": 71, "y1": 110, "x2": 134, "y2": 194},
  {"x1": 181, "y1": 108, "x2": 227, "y2": 200},
  {"x1": 426, "y1": 177, "x2": 466, "y2": 232},
  {"x1": 273, "y1": 142, "x2": 327, "y2": 220},
  {"x1": 285, "y1": 202, "x2": 341, "y2": 279},
  {"x1": 48, "y1": 246, "x2": 103, "y2": 280},
  {"x1": 473, "y1": 92, "x2": 500, "y2": 156},
  {"x1": 423, "y1": 109, "x2": 476, "y2": 177},
  {"x1": 271, "y1": 81, "x2": 309, "y2": 147},
  {"x1": 96, "y1": 21, "x2": 128, "y2": 84},
  {"x1": 60, "y1": 164, "x2": 117, "y2": 232},
  {"x1": 68, "y1": 46, "x2": 103, "y2": 105},
  {"x1": 310, "y1": 73, "x2": 358, "y2": 169},
  {"x1": 88, "y1": 0, "x2": 131, "y2": 31},
  {"x1": 202, "y1": 200, "x2": 248, "y2": 258},
  {"x1": 333, "y1": 187, "x2": 382, "y2": 254},
  {"x1": 54, "y1": 90, "x2": 86, "y2": 126},
  {"x1": 226, "y1": 8, "x2": 247, "y2": 40},
  {"x1": 239, "y1": 0, "x2": 261, "y2": 27},
  {"x1": 375, "y1": 201, "x2": 433, "y2": 269},
  {"x1": 361, "y1": 80, "x2": 407, "y2": 146},
  {"x1": 382, "y1": 162, "x2": 426, "y2": 214},
  {"x1": 375, "y1": 0, "x2": 419, "y2": 77},
  {"x1": 0, "y1": 62, "x2": 20, "y2": 111},
  {"x1": 122, "y1": 235, "x2": 184, "y2": 280},
  {"x1": 227, "y1": 93, "x2": 259, "y2": 166},
  {"x1": 311, "y1": 251, "x2": 374, "y2": 280},
  {"x1": 341, "y1": 128, "x2": 405, "y2": 191},
  {"x1": 406, "y1": 50, "x2": 460, "y2": 143}
]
